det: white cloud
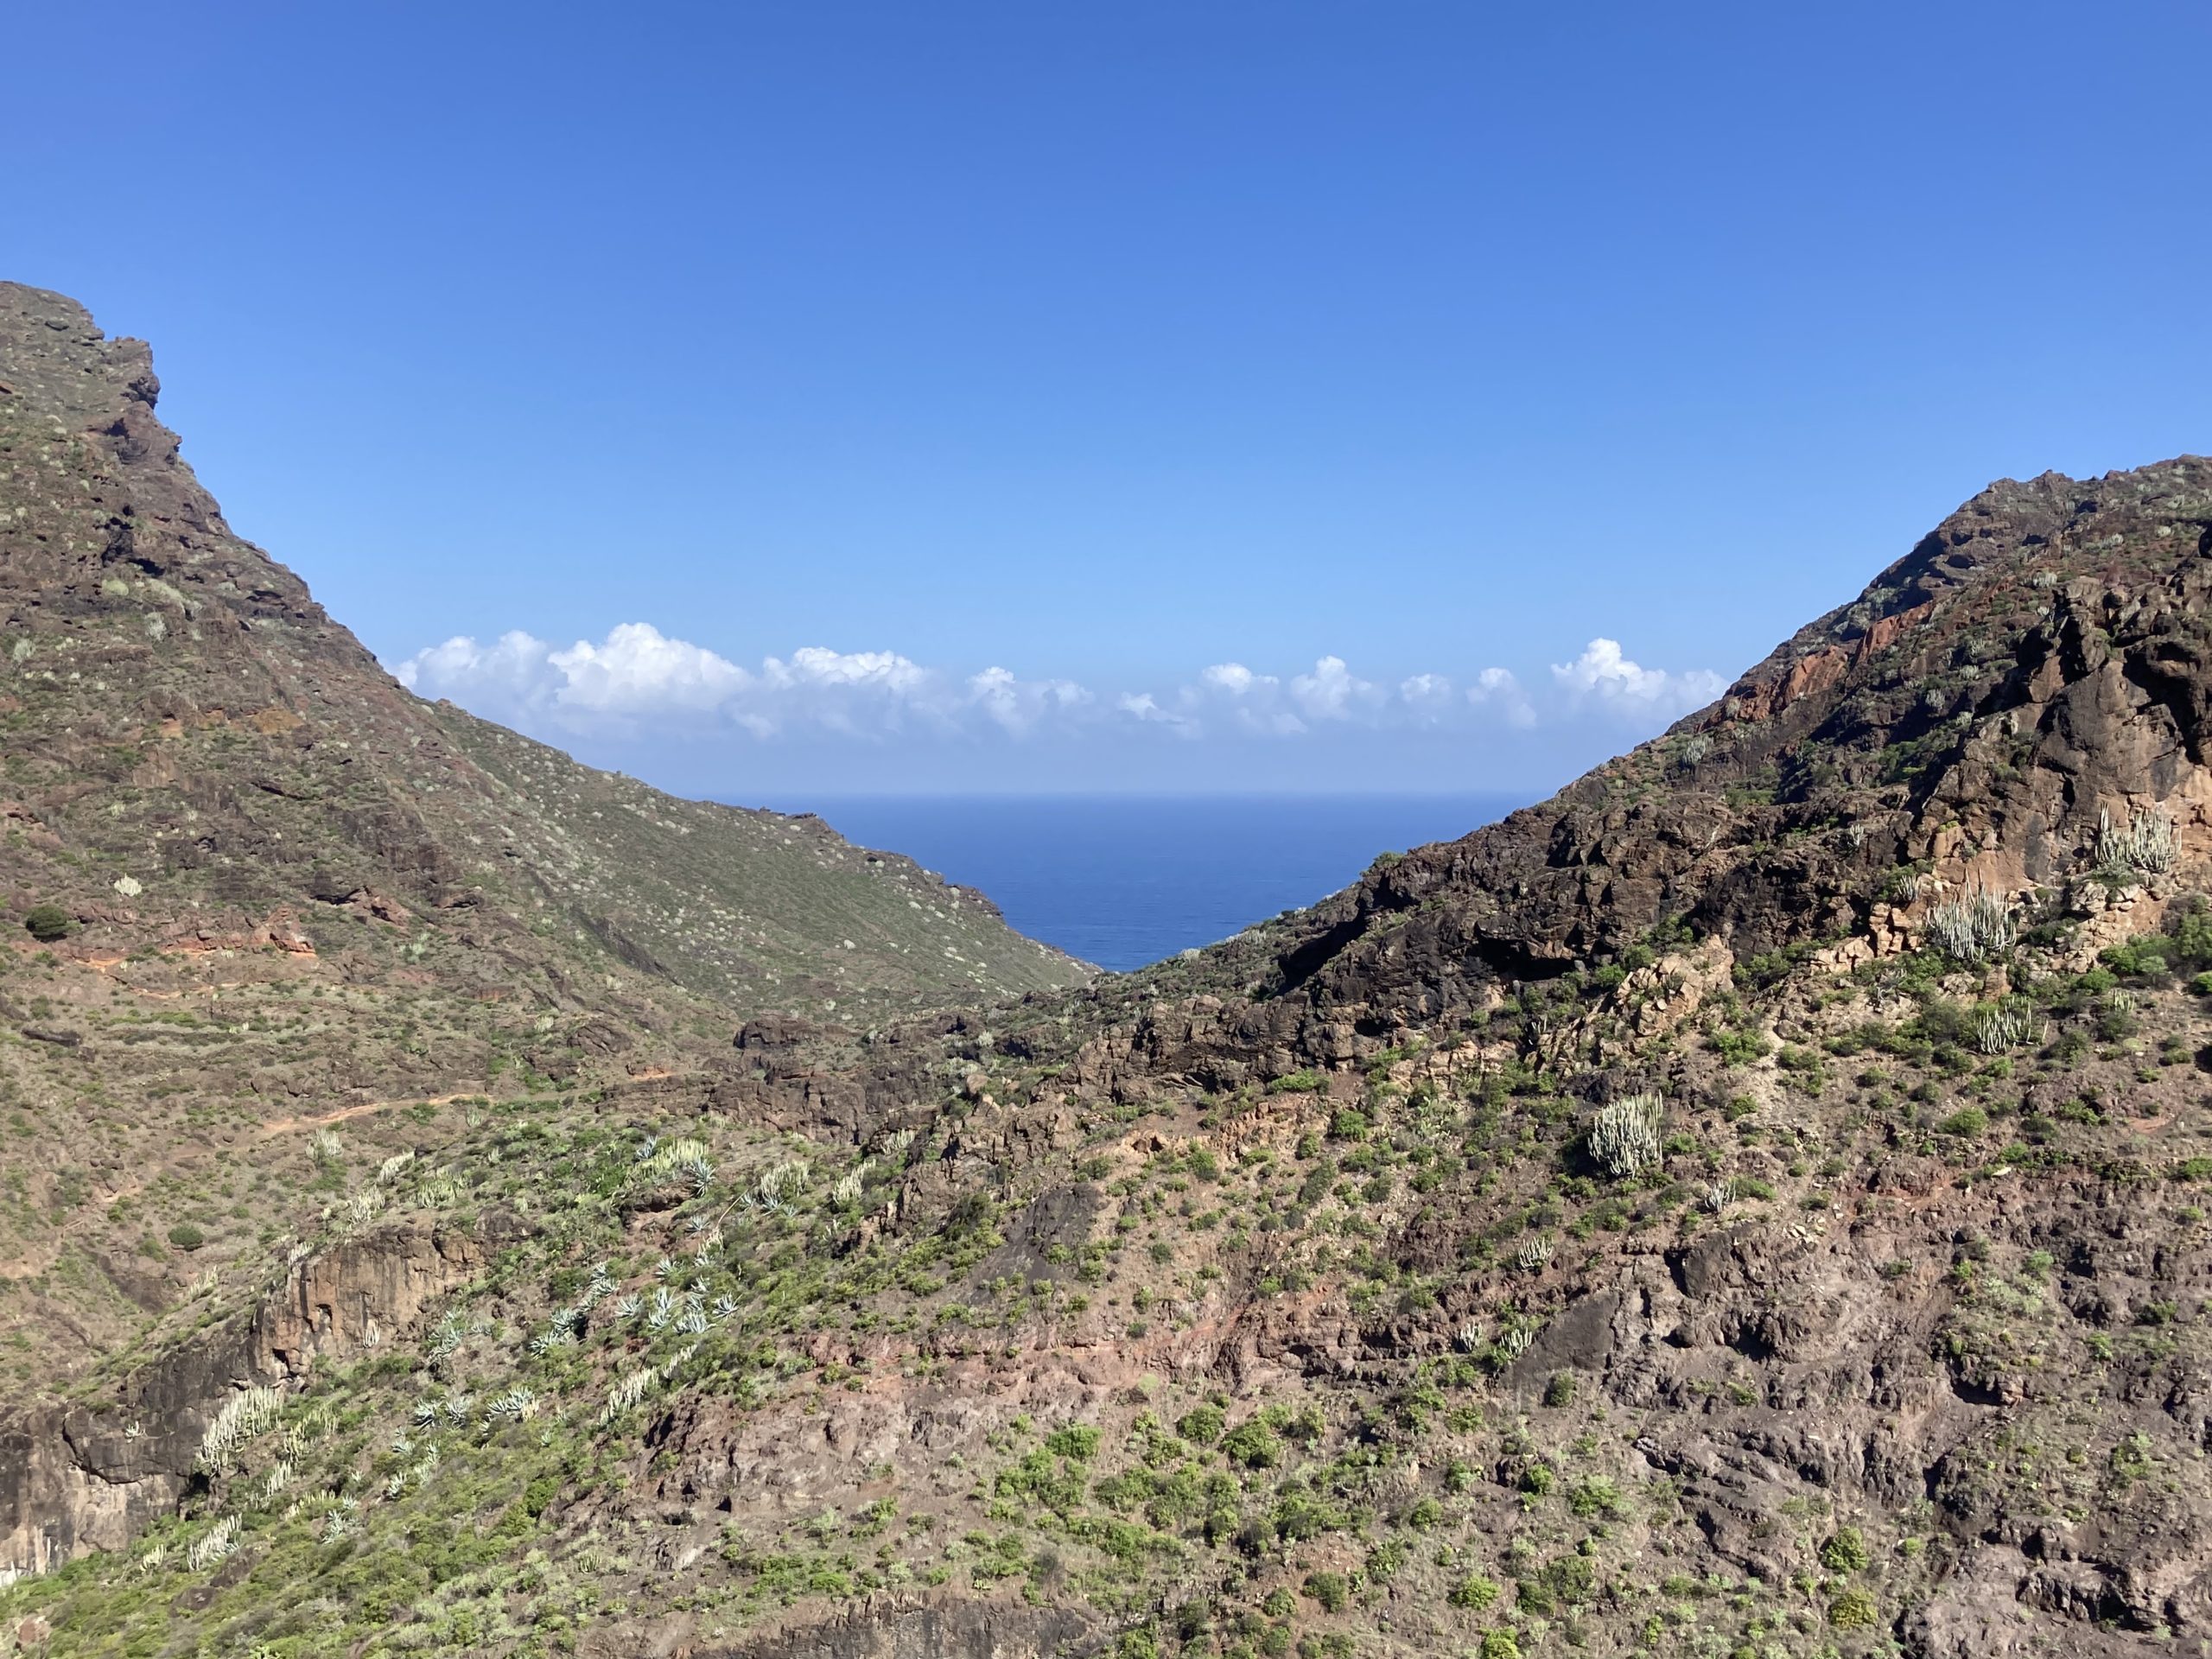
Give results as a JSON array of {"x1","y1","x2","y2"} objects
[
  {"x1": 1116, "y1": 691, "x2": 1199, "y2": 736},
  {"x1": 765, "y1": 646, "x2": 928, "y2": 696},
  {"x1": 1200, "y1": 663, "x2": 1272, "y2": 696},
  {"x1": 1399, "y1": 672, "x2": 1455, "y2": 724},
  {"x1": 547, "y1": 622, "x2": 752, "y2": 715},
  {"x1": 1549, "y1": 639, "x2": 1726, "y2": 721},
  {"x1": 971, "y1": 666, "x2": 1090, "y2": 735},
  {"x1": 393, "y1": 626, "x2": 1083, "y2": 742},
  {"x1": 391, "y1": 622, "x2": 1725, "y2": 747},
  {"x1": 393, "y1": 629, "x2": 555, "y2": 719},
  {"x1": 1289, "y1": 656, "x2": 1380, "y2": 722},
  {"x1": 1467, "y1": 665, "x2": 1538, "y2": 729}
]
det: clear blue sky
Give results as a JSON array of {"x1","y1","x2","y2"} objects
[{"x1": 11, "y1": 1, "x2": 2209, "y2": 795}]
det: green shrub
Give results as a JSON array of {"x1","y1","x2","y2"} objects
[
  {"x1": 1303, "y1": 1571, "x2": 1349, "y2": 1612},
  {"x1": 1478, "y1": 1634, "x2": 1522, "y2": 1659},
  {"x1": 1177, "y1": 1405, "x2": 1225, "y2": 1446},
  {"x1": 1936, "y1": 1107, "x2": 1988, "y2": 1139},
  {"x1": 1820, "y1": 1526, "x2": 1871, "y2": 1573},
  {"x1": 23, "y1": 904, "x2": 71, "y2": 942},
  {"x1": 1221, "y1": 1419, "x2": 1281, "y2": 1470},
  {"x1": 1450, "y1": 1574, "x2": 1500, "y2": 1610},
  {"x1": 2102, "y1": 935, "x2": 2175, "y2": 979},
  {"x1": 1828, "y1": 1587, "x2": 1879, "y2": 1629},
  {"x1": 1709, "y1": 1027, "x2": 1770, "y2": 1066},
  {"x1": 1044, "y1": 1425, "x2": 1100, "y2": 1461},
  {"x1": 166, "y1": 1222, "x2": 206, "y2": 1252},
  {"x1": 1568, "y1": 1478, "x2": 1624, "y2": 1518}
]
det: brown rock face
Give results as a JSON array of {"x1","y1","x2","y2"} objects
[{"x1": 0, "y1": 1220, "x2": 485, "y2": 1582}]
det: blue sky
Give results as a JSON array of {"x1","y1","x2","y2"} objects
[{"x1": 10, "y1": 1, "x2": 2209, "y2": 795}]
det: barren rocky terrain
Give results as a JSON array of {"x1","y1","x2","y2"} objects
[{"x1": 5, "y1": 284, "x2": 2212, "y2": 1659}]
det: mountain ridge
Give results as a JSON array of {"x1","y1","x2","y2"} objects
[{"x1": 0, "y1": 277, "x2": 1087, "y2": 1020}]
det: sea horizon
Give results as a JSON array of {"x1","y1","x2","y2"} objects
[{"x1": 731, "y1": 790, "x2": 1531, "y2": 971}]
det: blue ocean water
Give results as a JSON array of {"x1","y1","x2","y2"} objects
[{"x1": 774, "y1": 794, "x2": 1526, "y2": 973}]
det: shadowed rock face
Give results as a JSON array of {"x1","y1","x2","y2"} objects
[
  {"x1": 0, "y1": 1219, "x2": 490, "y2": 1582},
  {"x1": 1043, "y1": 458, "x2": 2212, "y2": 1090},
  {"x1": 696, "y1": 1598, "x2": 1103, "y2": 1658}
]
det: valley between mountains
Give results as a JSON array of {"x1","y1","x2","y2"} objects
[{"x1": 5, "y1": 283, "x2": 2212, "y2": 1659}]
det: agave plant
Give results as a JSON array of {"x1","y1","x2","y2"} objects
[{"x1": 486, "y1": 1387, "x2": 538, "y2": 1423}]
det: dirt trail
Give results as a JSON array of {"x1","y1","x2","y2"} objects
[{"x1": 254, "y1": 1092, "x2": 483, "y2": 1137}]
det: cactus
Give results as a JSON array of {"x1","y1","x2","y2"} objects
[
  {"x1": 601, "y1": 1366, "x2": 658, "y2": 1424},
  {"x1": 1588, "y1": 1094, "x2": 1664, "y2": 1179},
  {"x1": 2097, "y1": 805, "x2": 2177, "y2": 878},
  {"x1": 1492, "y1": 1325, "x2": 1535, "y2": 1366},
  {"x1": 1925, "y1": 887, "x2": 2017, "y2": 963},
  {"x1": 196, "y1": 1386, "x2": 283, "y2": 1472},
  {"x1": 1973, "y1": 1000, "x2": 2044, "y2": 1055},
  {"x1": 185, "y1": 1515, "x2": 240, "y2": 1572}
]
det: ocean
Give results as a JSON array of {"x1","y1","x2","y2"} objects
[{"x1": 770, "y1": 793, "x2": 1527, "y2": 973}]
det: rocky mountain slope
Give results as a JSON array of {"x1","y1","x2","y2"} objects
[
  {"x1": 3, "y1": 286, "x2": 2211, "y2": 1659},
  {"x1": 0, "y1": 283, "x2": 1084, "y2": 1436}
]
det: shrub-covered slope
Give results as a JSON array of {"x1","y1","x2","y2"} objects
[
  {"x1": 0, "y1": 283, "x2": 1084, "y2": 1512},
  {"x1": 4, "y1": 289, "x2": 2212, "y2": 1659}
]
